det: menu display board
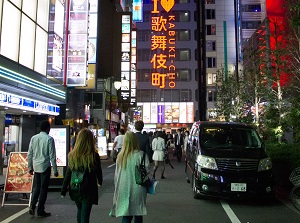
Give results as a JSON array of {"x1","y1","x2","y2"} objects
[{"x1": 4, "y1": 152, "x2": 33, "y2": 193}]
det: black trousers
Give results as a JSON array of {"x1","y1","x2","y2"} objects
[
  {"x1": 30, "y1": 167, "x2": 51, "y2": 214},
  {"x1": 75, "y1": 197, "x2": 93, "y2": 223},
  {"x1": 176, "y1": 145, "x2": 182, "y2": 162}
]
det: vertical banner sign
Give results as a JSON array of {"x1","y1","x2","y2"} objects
[
  {"x1": 132, "y1": 0, "x2": 143, "y2": 22},
  {"x1": 67, "y1": 0, "x2": 89, "y2": 86},
  {"x1": 130, "y1": 28, "x2": 137, "y2": 106},
  {"x1": 150, "y1": 0, "x2": 176, "y2": 89},
  {"x1": 120, "y1": 13, "x2": 132, "y2": 103}
]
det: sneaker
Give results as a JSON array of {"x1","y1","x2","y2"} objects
[
  {"x1": 161, "y1": 176, "x2": 166, "y2": 179},
  {"x1": 37, "y1": 211, "x2": 51, "y2": 217},
  {"x1": 28, "y1": 208, "x2": 35, "y2": 216}
]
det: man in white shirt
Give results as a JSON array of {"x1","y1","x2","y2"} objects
[
  {"x1": 27, "y1": 120, "x2": 58, "y2": 217},
  {"x1": 112, "y1": 129, "x2": 125, "y2": 161}
]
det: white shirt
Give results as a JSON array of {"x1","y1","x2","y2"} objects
[
  {"x1": 27, "y1": 131, "x2": 57, "y2": 173},
  {"x1": 114, "y1": 135, "x2": 125, "y2": 149}
]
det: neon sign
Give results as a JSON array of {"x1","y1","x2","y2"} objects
[{"x1": 150, "y1": 0, "x2": 176, "y2": 89}]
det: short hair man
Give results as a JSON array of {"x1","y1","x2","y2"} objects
[
  {"x1": 27, "y1": 120, "x2": 58, "y2": 217},
  {"x1": 135, "y1": 120, "x2": 151, "y2": 162}
]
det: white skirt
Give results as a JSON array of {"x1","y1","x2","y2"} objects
[{"x1": 152, "y1": 150, "x2": 165, "y2": 161}]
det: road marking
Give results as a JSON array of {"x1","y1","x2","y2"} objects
[
  {"x1": 107, "y1": 163, "x2": 116, "y2": 168},
  {"x1": 0, "y1": 207, "x2": 28, "y2": 223},
  {"x1": 220, "y1": 200, "x2": 241, "y2": 223}
]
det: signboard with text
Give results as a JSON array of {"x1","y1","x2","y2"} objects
[{"x1": 150, "y1": 0, "x2": 176, "y2": 89}]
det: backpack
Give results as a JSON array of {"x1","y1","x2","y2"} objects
[{"x1": 70, "y1": 167, "x2": 88, "y2": 196}]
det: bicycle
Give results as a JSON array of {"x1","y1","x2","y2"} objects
[{"x1": 289, "y1": 167, "x2": 300, "y2": 211}]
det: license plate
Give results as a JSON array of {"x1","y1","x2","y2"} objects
[{"x1": 231, "y1": 183, "x2": 246, "y2": 192}]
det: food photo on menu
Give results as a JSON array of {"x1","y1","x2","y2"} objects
[{"x1": 5, "y1": 153, "x2": 33, "y2": 192}]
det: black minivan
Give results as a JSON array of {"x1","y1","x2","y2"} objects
[{"x1": 185, "y1": 121, "x2": 274, "y2": 199}]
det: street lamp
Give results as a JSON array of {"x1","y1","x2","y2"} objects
[{"x1": 114, "y1": 81, "x2": 122, "y2": 90}]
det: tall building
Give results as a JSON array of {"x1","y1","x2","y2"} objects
[
  {"x1": 135, "y1": 0, "x2": 198, "y2": 132},
  {"x1": 133, "y1": 0, "x2": 271, "y2": 128}
]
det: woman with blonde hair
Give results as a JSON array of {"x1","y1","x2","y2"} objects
[
  {"x1": 61, "y1": 128, "x2": 103, "y2": 223},
  {"x1": 110, "y1": 131, "x2": 150, "y2": 223}
]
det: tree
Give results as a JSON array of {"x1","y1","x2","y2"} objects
[{"x1": 214, "y1": 67, "x2": 250, "y2": 123}]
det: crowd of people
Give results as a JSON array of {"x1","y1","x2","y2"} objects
[{"x1": 27, "y1": 119, "x2": 189, "y2": 223}]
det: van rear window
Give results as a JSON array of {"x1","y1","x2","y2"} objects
[{"x1": 201, "y1": 127, "x2": 261, "y2": 149}]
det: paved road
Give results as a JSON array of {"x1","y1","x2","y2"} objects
[{"x1": 0, "y1": 156, "x2": 300, "y2": 223}]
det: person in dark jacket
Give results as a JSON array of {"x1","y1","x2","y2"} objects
[
  {"x1": 134, "y1": 121, "x2": 151, "y2": 162},
  {"x1": 61, "y1": 129, "x2": 103, "y2": 223},
  {"x1": 174, "y1": 128, "x2": 184, "y2": 162}
]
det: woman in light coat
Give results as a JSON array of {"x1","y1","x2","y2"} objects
[
  {"x1": 110, "y1": 131, "x2": 150, "y2": 223},
  {"x1": 152, "y1": 131, "x2": 166, "y2": 179}
]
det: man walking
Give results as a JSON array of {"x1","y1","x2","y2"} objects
[
  {"x1": 174, "y1": 129, "x2": 184, "y2": 163},
  {"x1": 134, "y1": 120, "x2": 151, "y2": 162},
  {"x1": 27, "y1": 120, "x2": 58, "y2": 217}
]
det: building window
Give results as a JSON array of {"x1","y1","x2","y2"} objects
[
  {"x1": 207, "y1": 90, "x2": 216, "y2": 102},
  {"x1": 206, "y1": 9, "x2": 215, "y2": 19},
  {"x1": 207, "y1": 73, "x2": 216, "y2": 85},
  {"x1": 161, "y1": 89, "x2": 192, "y2": 102},
  {"x1": 177, "y1": 69, "x2": 191, "y2": 81},
  {"x1": 176, "y1": 49, "x2": 191, "y2": 61},
  {"x1": 242, "y1": 21, "x2": 262, "y2": 29},
  {"x1": 137, "y1": 49, "x2": 151, "y2": 61},
  {"x1": 137, "y1": 69, "x2": 151, "y2": 82},
  {"x1": 175, "y1": 0, "x2": 190, "y2": 3},
  {"x1": 206, "y1": 25, "x2": 216, "y2": 35},
  {"x1": 137, "y1": 30, "x2": 151, "y2": 42},
  {"x1": 206, "y1": 57, "x2": 216, "y2": 68},
  {"x1": 137, "y1": 89, "x2": 157, "y2": 102},
  {"x1": 177, "y1": 29, "x2": 190, "y2": 41},
  {"x1": 241, "y1": 5, "x2": 261, "y2": 12},
  {"x1": 206, "y1": 40, "x2": 216, "y2": 51},
  {"x1": 205, "y1": 0, "x2": 215, "y2": 4}
]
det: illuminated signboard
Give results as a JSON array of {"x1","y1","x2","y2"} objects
[
  {"x1": 88, "y1": 0, "x2": 98, "y2": 64},
  {"x1": 137, "y1": 102, "x2": 194, "y2": 124},
  {"x1": 120, "y1": 13, "x2": 132, "y2": 103},
  {"x1": 150, "y1": 0, "x2": 176, "y2": 89},
  {"x1": 130, "y1": 28, "x2": 137, "y2": 106},
  {"x1": 52, "y1": 0, "x2": 64, "y2": 73},
  {"x1": 66, "y1": 0, "x2": 89, "y2": 86},
  {"x1": 0, "y1": 91, "x2": 60, "y2": 116},
  {"x1": 132, "y1": 0, "x2": 143, "y2": 22}
]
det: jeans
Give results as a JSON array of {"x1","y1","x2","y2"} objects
[
  {"x1": 122, "y1": 216, "x2": 143, "y2": 223},
  {"x1": 75, "y1": 198, "x2": 93, "y2": 223},
  {"x1": 30, "y1": 167, "x2": 51, "y2": 214}
]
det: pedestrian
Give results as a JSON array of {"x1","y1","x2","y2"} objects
[
  {"x1": 134, "y1": 120, "x2": 151, "y2": 162},
  {"x1": 27, "y1": 120, "x2": 59, "y2": 217},
  {"x1": 183, "y1": 130, "x2": 189, "y2": 155},
  {"x1": 112, "y1": 129, "x2": 125, "y2": 161},
  {"x1": 174, "y1": 129, "x2": 184, "y2": 162},
  {"x1": 152, "y1": 131, "x2": 166, "y2": 179},
  {"x1": 70, "y1": 129, "x2": 79, "y2": 150},
  {"x1": 110, "y1": 131, "x2": 149, "y2": 223},
  {"x1": 61, "y1": 128, "x2": 103, "y2": 223}
]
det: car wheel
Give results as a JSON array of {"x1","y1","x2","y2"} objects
[{"x1": 192, "y1": 173, "x2": 201, "y2": 199}]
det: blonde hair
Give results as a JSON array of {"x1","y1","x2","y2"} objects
[
  {"x1": 117, "y1": 131, "x2": 140, "y2": 169},
  {"x1": 68, "y1": 128, "x2": 97, "y2": 172}
]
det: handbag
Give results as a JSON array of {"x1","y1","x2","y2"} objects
[{"x1": 135, "y1": 152, "x2": 151, "y2": 188}]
